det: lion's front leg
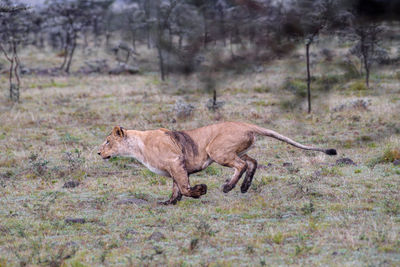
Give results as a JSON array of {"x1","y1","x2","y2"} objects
[
  {"x1": 158, "y1": 181, "x2": 182, "y2": 205},
  {"x1": 170, "y1": 162, "x2": 207, "y2": 199}
]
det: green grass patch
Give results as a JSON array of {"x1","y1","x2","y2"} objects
[
  {"x1": 348, "y1": 80, "x2": 368, "y2": 91},
  {"x1": 283, "y1": 78, "x2": 307, "y2": 98},
  {"x1": 253, "y1": 86, "x2": 271, "y2": 93},
  {"x1": 140, "y1": 168, "x2": 157, "y2": 178},
  {"x1": 29, "y1": 80, "x2": 69, "y2": 89},
  {"x1": 205, "y1": 165, "x2": 222, "y2": 176},
  {"x1": 61, "y1": 133, "x2": 80, "y2": 144}
]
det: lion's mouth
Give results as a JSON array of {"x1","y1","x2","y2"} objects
[{"x1": 103, "y1": 156, "x2": 111, "y2": 160}]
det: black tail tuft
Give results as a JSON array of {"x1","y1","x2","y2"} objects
[{"x1": 325, "y1": 149, "x2": 337, "y2": 156}]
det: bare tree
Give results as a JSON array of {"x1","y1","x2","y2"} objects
[
  {"x1": 296, "y1": 0, "x2": 337, "y2": 113},
  {"x1": 348, "y1": 21, "x2": 385, "y2": 88},
  {"x1": 154, "y1": 0, "x2": 178, "y2": 81},
  {"x1": 0, "y1": 0, "x2": 29, "y2": 102},
  {"x1": 46, "y1": 0, "x2": 113, "y2": 73}
]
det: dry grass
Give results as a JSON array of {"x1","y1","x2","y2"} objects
[{"x1": 0, "y1": 43, "x2": 399, "y2": 266}]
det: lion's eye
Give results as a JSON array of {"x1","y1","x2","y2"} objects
[{"x1": 106, "y1": 140, "x2": 109, "y2": 145}]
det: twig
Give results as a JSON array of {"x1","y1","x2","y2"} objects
[{"x1": 0, "y1": 43, "x2": 12, "y2": 62}]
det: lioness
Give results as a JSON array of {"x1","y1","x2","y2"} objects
[{"x1": 98, "y1": 122, "x2": 336, "y2": 205}]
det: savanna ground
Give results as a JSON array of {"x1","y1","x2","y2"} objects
[{"x1": 0, "y1": 38, "x2": 400, "y2": 266}]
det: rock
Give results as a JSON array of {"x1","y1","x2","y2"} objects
[
  {"x1": 116, "y1": 198, "x2": 148, "y2": 205},
  {"x1": 80, "y1": 59, "x2": 109, "y2": 74},
  {"x1": 111, "y1": 42, "x2": 139, "y2": 63},
  {"x1": 312, "y1": 170, "x2": 322, "y2": 178},
  {"x1": 0, "y1": 225, "x2": 9, "y2": 234},
  {"x1": 257, "y1": 163, "x2": 273, "y2": 170},
  {"x1": 65, "y1": 241, "x2": 78, "y2": 247},
  {"x1": 252, "y1": 65, "x2": 264, "y2": 73},
  {"x1": 65, "y1": 218, "x2": 86, "y2": 224},
  {"x1": 109, "y1": 63, "x2": 139, "y2": 75},
  {"x1": 148, "y1": 231, "x2": 165, "y2": 242},
  {"x1": 206, "y1": 99, "x2": 225, "y2": 111},
  {"x1": 62, "y1": 181, "x2": 80, "y2": 188},
  {"x1": 20, "y1": 66, "x2": 32, "y2": 75},
  {"x1": 283, "y1": 162, "x2": 293, "y2": 167},
  {"x1": 333, "y1": 98, "x2": 371, "y2": 112},
  {"x1": 173, "y1": 99, "x2": 194, "y2": 120},
  {"x1": 320, "y1": 48, "x2": 335, "y2": 61},
  {"x1": 336, "y1": 158, "x2": 356, "y2": 166},
  {"x1": 125, "y1": 228, "x2": 139, "y2": 235},
  {"x1": 393, "y1": 159, "x2": 400, "y2": 166}
]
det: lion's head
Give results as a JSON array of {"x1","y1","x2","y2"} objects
[{"x1": 98, "y1": 126, "x2": 127, "y2": 159}]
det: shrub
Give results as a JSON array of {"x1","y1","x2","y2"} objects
[
  {"x1": 279, "y1": 100, "x2": 297, "y2": 111},
  {"x1": 382, "y1": 147, "x2": 400, "y2": 163},
  {"x1": 368, "y1": 145, "x2": 400, "y2": 167},
  {"x1": 28, "y1": 153, "x2": 49, "y2": 178},
  {"x1": 301, "y1": 201, "x2": 315, "y2": 215},
  {"x1": 253, "y1": 86, "x2": 270, "y2": 93},
  {"x1": 63, "y1": 149, "x2": 85, "y2": 171},
  {"x1": 383, "y1": 198, "x2": 400, "y2": 215},
  {"x1": 272, "y1": 232, "x2": 284, "y2": 245},
  {"x1": 315, "y1": 74, "x2": 341, "y2": 91},
  {"x1": 283, "y1": 79, "x2": 307, "y2": 98},
  {"x1": 196, "y1": 220, "x2": 216, "y2": 237},
  {"x1": 349, "y1": 80, "x2": 368, "y2": 91}
]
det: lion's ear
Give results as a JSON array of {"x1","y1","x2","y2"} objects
[{"x1": 113, "y1": 126, "x2": 126, "y2": 138}]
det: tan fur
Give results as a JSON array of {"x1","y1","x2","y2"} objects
[{"x1": 98, "y1": 122, "x2": 336, "y2": 205}]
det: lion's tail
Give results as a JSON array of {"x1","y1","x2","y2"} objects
[{"x1": 249, "y1": 124, "x2": 337, "y2": 155}]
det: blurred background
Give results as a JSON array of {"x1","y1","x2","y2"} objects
[
  {"x1": 1, "y1": 0, "x2": 400, "y2": 107},
  {"x1": 1, "y1": 0, "x2": 400, "y2": 266}
]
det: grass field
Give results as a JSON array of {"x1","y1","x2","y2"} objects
[{"x1": 0, "y1": 43, "x2": 400, "y2": 266}]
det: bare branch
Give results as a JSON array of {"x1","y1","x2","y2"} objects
[
  {"x1": 0, "y1": 43, "x2": 12, "y2": 62},
  {"x1": 0, "y1": 5, "x2": 28, "y2": 13}
]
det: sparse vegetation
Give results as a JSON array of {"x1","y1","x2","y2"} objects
[
  {"x1": 0, "y1": 0, "x2": 400, "y2": 266},
  {"x1": 0, "y1": 61, "x2": 398, "y2": 264}
]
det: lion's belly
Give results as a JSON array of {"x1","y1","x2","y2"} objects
[
  {"x1": 143, "y1": 162, "x2": 170, "y2": 177},
  {"x1": 186, "y1": 156, "x2": 213, "y2": 174}
]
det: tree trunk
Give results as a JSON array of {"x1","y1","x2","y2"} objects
[
  {"x1": 131, "y1": 30, "x2": 136, "y2": 50},
  {"x1": 306, "y1": 42, "x2": 311, "y2": 113},
  {"x1": 213, "y1": 88, "x2": 217, "y2": 107},
  {"x1": 0, "y1": 42, "x2": 19, "y2": 102},
  {"x1": 218, "y1": 7, "x2": 226, "y2": 47},
  {"x1": 10, "y1": 42, "x2": 20, "y2": 102},
  {"x1": 105, "y1": 32, "x2": 111, "y2": 48},
  {"x1": 145, "y1": 1, "x2": 152, "y2": 49},
  {"x1": 65, "y1": 36, "x2": 77, "y2": 73},
  {"x1": 178, "y1": 33, "x2": 183, "y2": 50},
  {"x1": 60, "y1": 32, "x2": 70, "y2": 70},
  {"x1": 147, "y1": 26, "x2": 152, "y2": 49},
  {"x1": 230, "y1": 33, "x2": 234, "y2": 59},
  {"x1": 365, "y1": 62, "x2": 369, "y2": 88},
  {"x1": 60, "y1": 49, "x2": 68, "y2": 70},
  {"x1": 202, "y1": 10, "x2": 208, "y2": 49},
  {"x1": 363, "y1": 51, "x2": 369, "y2": 88},
  {"x1": 157, "y1": 45, "x2": 165, "y2": 81},
  {"x1": 360, "y1": 33, "x2": 370, "y2": 88},
  {"x1": 9, "y1": 56, "x2": 14, "y2": 100}
]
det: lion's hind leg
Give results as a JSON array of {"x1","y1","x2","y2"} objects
[
  {"x1": 208, "y1": 153, "x2": 248, "y2": 193},
  {"x1": 240, "y1": 154, "x2": 258, "y2": 193}
]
